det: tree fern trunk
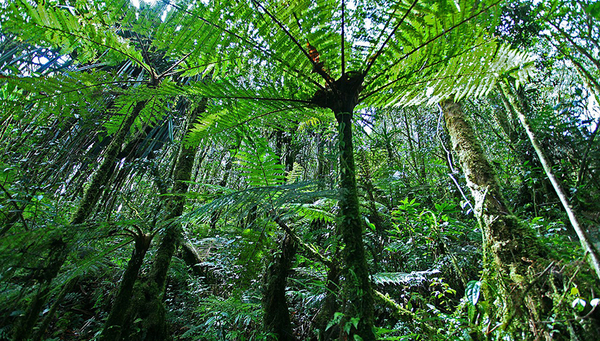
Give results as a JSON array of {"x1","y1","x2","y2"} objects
[
  {"x1": 334, "y1": 110, "x2": 375, "y2": 341},
  {"x1": 441, "y1": 98, "x2": 553, "y2": 338},
  {"x1": 12, "y1": 100, "x2": 147, "y2": 341}
]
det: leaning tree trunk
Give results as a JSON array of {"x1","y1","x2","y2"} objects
[
  {"x1": 134, "y1": 100, "x2": 206, "y2": 341},
  {"x1": 500, "y1": 82, "x2": 600, "y2": 281},
  {"x1": 12, "y1": 100, "x2": 147, "y2": 341},
  {"x1": 441, "y1": 99, "x2": 553, "y2": 338},
  {"x1": 100, "y1": 232, "x2": 153, "y2": 341}
]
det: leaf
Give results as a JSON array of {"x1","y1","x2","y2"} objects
[{"x1": 466, "y1": 280, "x2": 481, "y2": 306}]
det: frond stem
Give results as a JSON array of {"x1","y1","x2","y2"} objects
[
  {"x1": 250, "y1": 0, "x2": 334, "y2": 86},
  {"x1": 368, "y1": 0, "x2": 503, "y2": 85},
  {"x1": 364, "y1": 0, "x2": 419, "y2": 76}
]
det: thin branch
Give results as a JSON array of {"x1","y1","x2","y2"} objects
[
  {"x1": 274, "y1": 216, "x2": 332, "y2": 266},
  {"x1": 158, "y1": 52, "x2": 192, "y2": 79},
  {"x1": 341, "y1": 0, "x2": 345, "y2": 76},
  {"x1": 548, "y1": 21, "x2": 600, "y2": 71},
  {"x1": 0, "y1": 182, "x2": 29, "y2": 234}
]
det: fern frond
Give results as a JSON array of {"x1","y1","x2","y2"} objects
[
  {"x1": 235, "y1": 137, "x2": 285, "y2": 187},
  {"x1": 372, "y1": 269, "x2": 441, "y2": 286},
  {"x1": 184, "y1": 182, "x2": 336, "y2": 227},
  {"x1": 5, "y1": 0, "x2": 149, "y2": 69},
  {"x1": 364, "y1": 41, "x2": 536, "y2": 107}
]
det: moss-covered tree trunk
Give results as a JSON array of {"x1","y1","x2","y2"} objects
[
  {"x1": 335, "y1": 109, "x2": 375, "y2": 340},
  {"x1": 262, "y1": 233, "x2": 298, "y2": 341},
  {"x1": 311, "y1": 71, "x2": 374, "y2": 340},
  {"x1": 12, "y1": 100, "x2": 147, "y2": 341},
  {"x1": 100, "y1": 232, "x2": 153, "y2": 341},
  {"x1": 135, "y1": 100, "x2": 206, "y2": 340},
  {"x1": 441, "y1": 98, "x2": 554, "y2": 337}
]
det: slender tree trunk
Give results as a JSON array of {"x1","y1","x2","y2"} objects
[
  {"x1": 500, "y1": 82, "x2": 600, "y2": 281},
  {"x1": 262, "y1": 233, "x2": 298, "y2": 341},
  {"x1": 100, "y1": 232, "x2": 153, "y2": 341},
  {"x1": 136, "y1": 99, "x2": 206, "y2": 340},
  {"x1": 31, "y1": 277, "x2": 78, "y2": 341},
  {"x1": 12, "y1": 100, "x2": 147, "y2": 341},
  {"x1": 441, "y1": 98, "x2": 551, "y2": 337},
  {"x1": 335, "y1": 110, "x2": 375, "y2": 341}
]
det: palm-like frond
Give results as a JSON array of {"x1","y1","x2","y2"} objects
[{"x1": 183, "y1": 182, "x2": 336, "y2": 226}]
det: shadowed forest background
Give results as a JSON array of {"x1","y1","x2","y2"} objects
[{"x1": 1, "y1": 0, "x2": 600, "y2": 340}]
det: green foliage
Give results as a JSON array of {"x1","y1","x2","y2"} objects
[
  {"x1": 1, "y1": 0, "x2": 600, "y2": 340},
  {"x1": 183, "y1": 296, "x2": 269, "y2": 340},
  {"x1": 235, "y1": 137, "x2": 286, "y2": 187}
]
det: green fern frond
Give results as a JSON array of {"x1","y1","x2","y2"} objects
[
  {"x1": 365, "y1": 41, "x2": 536, "y2": 107},
  {"x1": 184, "y1": 182, "x2": 336, "y2": 226},
  {"x1": 372, "y1": 270, "x2": 441, "y2": 286},
  {"x1": 5, "y1": 0, "x2": 149, "y2": 68},
  {"x1": 235, "y1": 137, "x2": 286, "y2": 187}
]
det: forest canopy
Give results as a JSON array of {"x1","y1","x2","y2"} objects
[{"x1": 1, "y1": 0, "x2": 600, "y2": 340}]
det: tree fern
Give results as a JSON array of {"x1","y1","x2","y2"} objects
[{"x1": 184, "y1": 182, "x2": 336, "y2": 226}]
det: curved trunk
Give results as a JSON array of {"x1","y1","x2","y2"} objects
[
  {"x1": 441, "y1": 99, "x2": 551, "y2": 337},
  {"x1": 100, "y1": 233, "x2": 153, "y2": 341},
  {"x1": 135, "y1": 100, "x2": 206, "y2": 340}
]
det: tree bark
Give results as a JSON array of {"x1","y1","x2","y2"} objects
[
  {"x1": 335, "y1": 110, "x2": 375, "y2": 341},
  {"x1": 262, "y1": 233, "x2": 298, "y2": 341},
  {"x1": 441, "y1": 98, "x2": 551, "y2": 337},
  {"x1": 500, "y1": 81, "x2": 600, "y2": 281}
]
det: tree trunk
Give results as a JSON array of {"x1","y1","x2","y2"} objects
[
  {"x1": 100, "y1": 232, "x2": 153, "y2": 341},
  {"x1": 311, "y1": 72, "x2": 373, "y2": 339},
  {"x1": 500, "y1": 82, "x2": 600, "y2": 281},
  {"x1": 441, "y1": 98, "x2": 552, "y2": 337},
  {"x1": 135, "y1": 99, "x2": 206, "y2": 340},
  {"x1": 262, "y1": 233, "x2": 298, "y2": 341},
  {"x1": 12, "y1": 100, "x2": 147, "y2": 341},
  {"x1": 335, "y1": 110, "x2": 375, "y2": 341}
]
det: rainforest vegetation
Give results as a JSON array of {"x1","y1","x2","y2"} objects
[{"x1": 1, "y1": 0, "x2": 600, "y2": 340}]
